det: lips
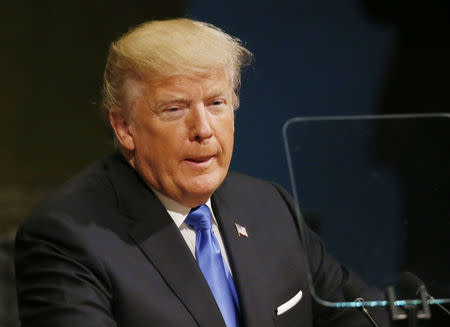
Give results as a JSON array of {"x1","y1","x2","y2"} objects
[
  {"x1": 185, "y1": 155, "x2": 214, "y2": 163},
  {"x1": 184, "y1": 155, "x2": 216, "y2": 168}
]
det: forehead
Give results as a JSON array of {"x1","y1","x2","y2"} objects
[
  {"x1": 146, "y1": 69, "x2": 232, "y2": 100},
  {"x1": 121, "y1": 69, "x2": 234, "y2": 115}
]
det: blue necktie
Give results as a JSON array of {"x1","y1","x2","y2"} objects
[{"x1": 185, "y1": 205, "x2": 240, "y2": 327}]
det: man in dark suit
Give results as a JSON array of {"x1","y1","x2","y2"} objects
[{"x1": 15, "y1": 18, "x2": 389, "y2": 326}]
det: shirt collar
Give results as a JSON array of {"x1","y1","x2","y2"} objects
[{"x1": 151, "y1": 187, "x2": 215, "y2": 228}]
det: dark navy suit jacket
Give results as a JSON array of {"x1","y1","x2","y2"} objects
[{"x1": 15, "y1": 153, "x2": 389, "y2": 326}]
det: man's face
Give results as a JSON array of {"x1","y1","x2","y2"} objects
[{"x1": 113, "y1": 69, "x2": 235, "y2": 207}]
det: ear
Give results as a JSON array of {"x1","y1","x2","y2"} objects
[{"x1": 109, "y1": 110, "x2": 135, "y2": 151}]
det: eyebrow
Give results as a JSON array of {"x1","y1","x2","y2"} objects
[
  {"x1": 150, "y1": 95, "x2": 190, "y2": 110},
  {"x1": 206, "y1": 88, "x2": 228, "y2": 100},
  {"x1": 153, "y1": 89, "x2": 229, "y2": 107}
]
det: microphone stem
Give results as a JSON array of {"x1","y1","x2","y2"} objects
[
  {"x1": 361, "y1": 306, "x2": 380, "y2": 327},
  {"x1": 427, "y1": 294, "x2": 450, "y2": 316},
  {"x1": 356, "y1": 298, "x2": 380, "y2": 327}
]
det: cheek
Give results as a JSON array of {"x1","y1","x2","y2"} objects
[
  {"x1": 219, "y1": 119, "x2": 235, "y2": 155},
  {"x1": 227, "y1": 116, "x2": 235, "y2": 142},
  {"x1": 138, "y1": 126, "x2": 182, "y2": 154}
]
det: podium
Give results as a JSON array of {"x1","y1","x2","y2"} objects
[{"x1": 283, "y1": 113, "x2": 450, "y2": 325}]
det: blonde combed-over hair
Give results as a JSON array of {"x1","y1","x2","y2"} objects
[{"x1": 102, "y1": 18, "x2": 253, "y2": 115}]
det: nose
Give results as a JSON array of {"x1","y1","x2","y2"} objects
[{"x1": 187, "y1": 104, "x2": 213, "y2": 142}]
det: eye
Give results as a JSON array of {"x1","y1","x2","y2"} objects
[
  {"x1": 207, "y1": 98, "x2": 228, "y2": 114},
  {"x1": 159, "y1": 106, "x2": 186, "y2": 120},
  {"x1": 211, "y1": 99, "x2": 225, "y2": 106}
]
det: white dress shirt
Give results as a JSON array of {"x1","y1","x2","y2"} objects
[{"x1": 151, "y1": 188, "x2": 232, "y2": 273}]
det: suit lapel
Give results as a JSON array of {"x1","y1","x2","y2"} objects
[
  {"x1": 106, "y1": 154, "x2": 226, "y2": 327},
  {"x1": 212, "y1": 178, "x2": 274, "y2": 326}
]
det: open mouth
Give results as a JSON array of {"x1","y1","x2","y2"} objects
[
  {"x1": 187, "y1": 157, "x2": 211, "y2": 162},
  {"x1": 185, "y1": 155, "x2": 215, "y2": 165}
]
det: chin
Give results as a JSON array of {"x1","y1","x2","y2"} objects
[{"x1": 182, "y1": 171, "x2": 225, "y2": 199}]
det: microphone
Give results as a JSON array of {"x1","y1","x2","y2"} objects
[
  {"x1": 399, "y1": 272, "x2": 450, "y2": 317},
  {"x1": 343, "y1": 281, "x2": 382, "y2": 327}
]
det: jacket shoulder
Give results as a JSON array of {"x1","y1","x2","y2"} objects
[
  {"x1": 26, "y1": 154, "x2": 121, "y2": 225},
  {"x1": 220, "y1": 171, "x2": 294, "y2": 204}
]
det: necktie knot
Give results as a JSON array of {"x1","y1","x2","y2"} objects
[{"x1": 185, "y1": 204, "x2": 212, "y2": 231}]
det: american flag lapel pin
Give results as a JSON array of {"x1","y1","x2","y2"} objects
[{"x1": 234, "y1": 222, "x2": 248, "y2": 237}]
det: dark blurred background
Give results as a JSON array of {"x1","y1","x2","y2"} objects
[{"x1": 1, "y1": 1, "x2": 449, "y2": 326}]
